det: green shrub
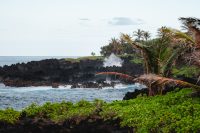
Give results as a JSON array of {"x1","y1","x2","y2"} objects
[
  {"x1": 0, "y1": 108, "x2": 20, "y2": 124},
  {"x1": 172, "y1": 66, "x2": 200, "y2": 78},
  {"x1": 101, "y1": 88, "x2": 200, "y2": 132},
  {"x1": 1, "y1": 88, "x2": 200, "y2": 132}
]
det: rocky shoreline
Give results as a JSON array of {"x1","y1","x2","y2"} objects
[
  {"x1": 0, "y1": 56, "x2": 143, "y2": 88},
  {"x1": 0, "y1": 116, "x2": 131, "y2": 133}
]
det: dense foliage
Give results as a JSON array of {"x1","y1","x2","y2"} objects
[
  {"x1": 100, "y1": 17, "x2": 200, "y2": 79},
  {"x1": 0, "y1": 108, "x2": 20, "y2": 124},
  {"x1": 172, "y1": 66, "x2": 200, "y2": 78},
  {"x1": 101, "y1": 88, "x2": 200, "y2": 132},
  {"x1": 100, "y1": 37, "x2": 137, "y2": 56},
  {"x1": 1, "y1": 88, "x2": 200, "y2": 132}
]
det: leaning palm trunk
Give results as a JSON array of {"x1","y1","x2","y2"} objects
[
  {"x1": 136, "y1": 74, "x2": 200, "y2": 95},
  {"x1": 96, "y1": 72, "x2": 136, "y2": 81},
  {"x1": 96, "y1": 72, "x2": 200, "y2": 96}
]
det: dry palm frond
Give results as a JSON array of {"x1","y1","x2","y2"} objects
[
  {"x1": 161, "y1": 28, "x2": 195, "y2": 47},
  {"x1": 179, "y1": 17, "x2": 200, "y2": 47},
  {"x1": 184, "y1": 49, "x2": 200, "y2": 66},
  {"x1": 96, "y1": 72, "x2": 200, "y2": 95},
  {"x1": 136, "y1": 74, "x2": 200, "y2": 90}
]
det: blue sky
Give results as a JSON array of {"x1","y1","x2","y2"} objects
[{"x1": 0, "y1": 0, "x2": 200, "y2": 56}]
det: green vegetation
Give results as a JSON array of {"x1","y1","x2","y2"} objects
[
  {"x1": 65, "y1": 56, "x2": 104, "y2": 62},
  {"x1": 100, "y1": 17, "x2": 200, "y2": 77},
  {"x1": 22, "y1": 100, "x2": 97, "y2": 123},
  {"x1": 172, "y1": 66, "x2": 200, "y2": 78},
  {"x1": 91, "y1": 52, "x2": 96, "y2": 56},
  {"x1": 1, "y1": 89, "x2": 200, "y2": 132},
  {"x1": 98, "y1": 17, "x2": 200, "y2": 96},
  {"x1": 100, "y1": 37, "x2": 138, "y2": 56},
  {"x1": 1, "y1": 17, "x2": 200, "y2": 132},
  {"x1": 121, "y1": 28, "x2": 194, "y2": 77},
  {"x1": 101, "y1": 88, "x2": 200, "y2": 132},
  {"x1": 130, "y1": 58, "x2": 143, "y2": 64},
  {"x1": 0, "y1": 108, "x2": 20, "y2": 124}
]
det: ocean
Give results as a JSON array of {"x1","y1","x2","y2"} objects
[
  {"x1": 0, "y1": 56, "x2": 77, "y2": 67},
  {"x1": 0, "y1": 56, "x2": 143, "y2": 110}
]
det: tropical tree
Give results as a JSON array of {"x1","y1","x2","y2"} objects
[
  {"x1": 133, "y1": 29, "x2": 144, "y2": 41},
  {"x1": 143, "y1": 31, "x2": 151, "y2": 41},
  {"x1": 110, "y1": 38, "x2": 123, "y2": 55},
  {"x1": 121, "y1": 32, "x2": 183, "y2": 77},
  {"x1": 91, "y1": 52, "x2": 95, "y2": 56},
  {"x1": 179, "y1": 17, "x2": 200, "y2": 47},
  {"x1": 98, "y1": 17, "x2": 200, "y2": 96},
  {"x1": 157, "y1": 20, "x2": 200, "y2": 68},
  {"x1": 100, "y1": 38, "x2": 123, "y2": 56},
  {"x1": 179, "y1": 17, "x2": 200, "y2": 66},
  {"x1": 100, "y1": 36, "x2": 137, "y2": 56},
  {"x1": 119, "y1": 34, "x2": 138, "y2": 55}
]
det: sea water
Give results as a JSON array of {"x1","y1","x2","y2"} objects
[
  {"x1": 0, "y1": 56, "x2": 144, "y2": 110},
  {"x1": 0, "y1": 83, "x2": 144, "y2": 110},
  {"x1": 0, "y1": 56, "x2": 76, "y2": 67}
]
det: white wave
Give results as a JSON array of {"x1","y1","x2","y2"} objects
[
  {"x1": 134, "y1": 83, "x2": 146, "y2": 89},
  {"x1": 0, "y1": 85, "x2": 53, "y2": 93},
  {"x1": 103, "y1": 53, "x2": 123, "y2": 67},
  {"x1": 58, "y1": 85, "x2": 72, "y2": 89}
]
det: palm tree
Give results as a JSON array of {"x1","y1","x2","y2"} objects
[
  {"x1": 158, "y1": 27, "x2": 195, "y2": 47},
  {"x1": 179, "y1": 17, "x2": 200, "y2": 67},
  {"x1": 143, "y1": 31, "x2": 151, "y2": 41},
  {"x1": 91, "y1": 52, "x2": 95, "y2": 56},
  {"x1": 98, "y1": 18, "x2": 200, "y2": 96},
  {"x1": 110, "y1": 38, "x2": 123, "y2": 55},
  {"x1": 121, "y1": 33, "x2": 182, "y2": 76},
  {"x1": 158, "y1": 18, "x2": 200, "y2": 67},
  {"x1": 179, "y1": 17, "x2": 200, "y2": 47},
  {"x1": 133, "y1": 29, "x2": 144, "y2": 41}
]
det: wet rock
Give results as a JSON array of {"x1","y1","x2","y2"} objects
[
  {"x1": 123, "y1": 88, "x2": 148, "y2": 100},
  {"x1": 52, "y1": 83, "x2": 59, "y2": 88},
  {"x1": 0, "y1": 117, "x2": 132, "y2": 133},
  {"x1": 70, "y1": 82, "x2": 115, "y2": 89},
  {"x1": 0, "y1": 57, "x2": 144, "y2": 87}
]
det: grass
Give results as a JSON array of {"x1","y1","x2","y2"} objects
[
  {"x1": 1, "y1": 88, "x2": 200, "y2": 132},
  {"x1": 65, "y1": 56, "x2": 104, "y2": 62},
  {"x1": 64, "y1": 54, "x2": 140, "y2": 63}
]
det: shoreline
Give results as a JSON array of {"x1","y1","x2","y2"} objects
[
  {"x1": 0, "y1": 89, "x2": 198, "y2": 133},
  {"x1": 0, "y1": 55, "x2": 144, "y2": 88}
]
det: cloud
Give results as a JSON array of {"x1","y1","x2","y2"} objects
[
  {"x1": 79, "y1": 18, "x2": 91, "y2": 27},
  {"x1": 108, "y1": 17, "x2": 144, "y2": 26},
  {"x1": 79, "y1": 18, "x2": 90, "y2": 21}
]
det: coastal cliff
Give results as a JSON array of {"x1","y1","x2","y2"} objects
[{"x1": 0, "y1": 56, "x2": 144, "y2": 87}]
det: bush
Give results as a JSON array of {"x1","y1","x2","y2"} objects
[
  {"x1": 0, "y1": 108, "x2": 20, "y2": 124},
  {"x1": 1, "y1": 88, "x2": 200, "y2": 132}
]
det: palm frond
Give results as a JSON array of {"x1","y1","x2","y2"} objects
[
  {"x1": 162, "y1": 48, "x2": 183, "y2": 77},
  {"x1": 136, "y1": 74, "x2": 200, "y2": 90},
  {"x1": 96, "y1": 72, "x2": 200, "y2": 93}
]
